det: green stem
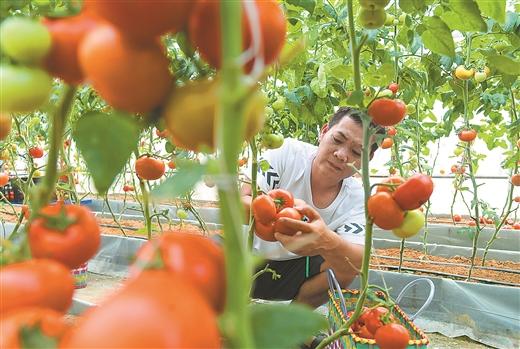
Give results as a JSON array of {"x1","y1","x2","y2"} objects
[
  {"x1": 346, "y1": 0, "x2": 362, "y2": 97},
  {"x1": 139, "y1": 179, "x2": 152, "y2": 240},
  {"x1": 248, "y1": 139, "x2": 259, "y2": 250},
  {"x1": 217, "y1": 2, "x2": 253, "y2": 348}
]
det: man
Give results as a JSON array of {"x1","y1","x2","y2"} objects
[{"x1": 242, "y1": 106, "x2": 383, "y2": 308}]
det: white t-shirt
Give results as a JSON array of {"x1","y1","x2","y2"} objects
[{"x1": 243, "y1": 138, "x2": 366, "y2": 260}]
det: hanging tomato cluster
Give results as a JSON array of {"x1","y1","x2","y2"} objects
[
  {"x1": 368, "y1": 174, "x2": 434, "y2": 238},
  {"x1": 357, "y1": 0, "x2": 390, "y2": 30}
]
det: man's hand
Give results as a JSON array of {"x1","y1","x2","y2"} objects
[{"x1": 274, "y1": 204, "x2": 341, "y2": 256}]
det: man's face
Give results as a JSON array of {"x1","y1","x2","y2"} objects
[{"x1": 314, "y1": 116, "x2": 366, "y2": 180}]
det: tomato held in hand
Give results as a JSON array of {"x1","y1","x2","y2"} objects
[
  {"x1": 252, "y1": 194, "x2": 277, "y2": 224},
  {"x1": 274, "y1": 207, "x2": 303, "y2": 236},
  {"x1": 458, "y1": 129, "x2": 477, "y2": 142},
  {"x1": 0, "y1": 307, "x2": 69, "y2": 349},
  {"x1": 28, "y1": 204, "x2": 101, "y2": 269},
  {"x1": 374, "y1": 323, "x2": 410, "y2": 349},
  {"x1": 255, "y1": 220, "x2": 276, "y2": 242},
  {"x1": 61, "y1": 270, "x2": 221, "y2": 348},
  {"x1": 135, "y1": 156, "x2": 165, "y2": 180},
  {"x1": 79, "y1": 23, "x2": 172, "y2": 114},
  {"x1": 268, "y1": 189, "x2": 294, "y2": 212},
  {"x1": 368, "y1": 98, "x2": 407, "y2": 126},
  {"x1": 367, "y1": 192, "x2": 405, "y2": 230},
  {"x1": 376, "y1": 176, "x2": 404, "y2": 194},
  {"x1": 0, "y1": 259, "x2": 75, "y2": 314},
  {"x1": 392, "y1": 174, "x2": 434, "y2": 210},
  {"x1": 130, "y1": 231, "x2": 226, "y2": 313},
  {"x1": 188, "y1": 0, "x2": 286, "y2": 72}
]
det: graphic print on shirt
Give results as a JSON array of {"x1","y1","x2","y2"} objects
[
  {"x1": 258, "y1": 160, "x2": 280, "y2": 190},
  {"x1": 337, "y1": 222, "x2": 365, "y2": 236}
]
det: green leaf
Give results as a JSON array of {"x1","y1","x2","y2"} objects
[
  {"x1": 286, "y1": 0, "x2": 316, "y2": 14},
  {"x1": 21, "y1": 325, "x2": 58, "y2": 349},
  {"x1": 421, "y1": 16, "x2": 455, "y2": 58},
  {"x1": 475, "y1": 0, "x2": 505, "y2": 23},
  {"x1": 346, "y1": 90, "x2": 364, "y2": 106},
  {"x1": 151, "y1": 161, "x2": 205, "y2": 200},
  {"x1": 310, "y1": 64, "x2": 327, "y2": 98},
  {"x1": 251, "y1": 303, "x2": 328, "y2": 349},
  {"x1": 399, "y1": 0, "x2": 429, "y2": 13},
  {"x1": 485, "y1": 54, "x2": 520, "y2": 75},
  {"x1": 73, "y1": 112, "x2": 140, "y2": 194},
  {"x1": 441, "y1": 0, "x2": 487, "y2": 32}
]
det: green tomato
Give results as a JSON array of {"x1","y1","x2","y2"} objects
[
  {"x1": 399, "y1": 14, "x2": 407, "y2": 24},
  {"x1": 176, "y1": 208, "x2": 189, "y2": 220},
  {"x1": 474, "y1": 72, "x2": 487, "y2": 83},
  {"x1": 272, "y1": 97, "x2": 286, "y2": 112},
  {"x1": 392, "y1": 209, "x2": 425, "y2": 238},
  {"x1": 384, "y1": 13, "x2": 395, "y2": 26},
  {"x1": 261, "y1": 133, "x2": 284, "y2": 149},
  {"x1": 453, "y1": 147, "x2": 464, "y2": 156},
  {"x1": 379, "y1": 89, "x2": 394, "y2": 97},
  {"x1": 405, "y1": 104, "x2": 416, "y2": 114},
  {"x1": 264, "y1": 106, "x2": 274, "y2": 116},
  {"x1": 0, "y1": 65, "x2": 53, "y2": 113},
  {"x1": 0, "y1": 17, "x2": 51, "y2": 64},
  {"x1": 358, "y1": 8, "x2": 386, "y2": 29},
  {"x1": 358, "y1": 0, "x2": 390, "y2": 10}
]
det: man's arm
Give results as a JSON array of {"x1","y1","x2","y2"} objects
[{"x1": 274, "y1": 205, "x2": 363, "y2": 308}]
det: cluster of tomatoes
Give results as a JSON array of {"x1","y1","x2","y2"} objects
[
  {"x1": 368, "y1": 174, "x2": 434, "y2": 238},
  {"x1": 348, "y1": 306, "x2": 410, "y2": 349},
  {"x1": 454, "y1": 65, "x2": 491, "y2": 83},
  {"x1": 357, "y1": 0, "x2": 391, "y2": 30},
  {"x1": 0, "y1": 0, "x2": 287, "y2": 153},
  {"x1": 1, "y1": 202, "x2": 101, "y2": 347},
  {"x1": 251, "y1": 189, "x2": 303, "y2": 241}
]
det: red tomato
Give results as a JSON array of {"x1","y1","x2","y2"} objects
[
  {"x1": 156, "y1": 128, "x2": 169, "y2": 138},
  {"x1": 268, "y1": 189, "x2": 295, "y2": 212},
  {"x1": 381, "y1": 137, "x2": 394, "y2": 149},
  {"x1": 0, "y1": 307, "x2": 69, "y2": 349},
  {"x1": 514, "y1": 196, "x2": 520, "y2": 203},
  {"x1": 28, "y1": 204, "x2": 100, "y2": 269},
  {"x1": 453, "y1": 214, "x2": 462, "y2": 222},
  {"x1": 79, "y1": 23, "x2": 172, "y2": 114},
  {"x1": 388, "y1": 83, "x2": 399, "y2": 94},
  {"x1": 392, "y1": 174, "x2": 434, "y2": 210},
  {"x1": 468, "y1": 221, "x2": 477, "y2": 227},
  {"x1": 252, "y1": 194, "x2": 277, "y2": 224},
  {"x1": 0, "y1": 172, "x2": 9, "y2": 186},
  {"x1": 367, "y1": 98, "x2": 407, "y2": 126},
  {"x1": 451, "y1": 164, "x2": 465, "y2": 174},
  {"x1": 512, "y1": 174, "x2": 520, "y2": 186},
  {"x1": 387, "y1": 127, "x2": 397, "y2": 136},
  {"x1": 135, "y1": 156, "x2": 165, "y2": 180},
  {"x1": 458, "y1": 129, "x2": 477, "y2": 142},
  {"x1": 85, "y1": 0, "x2": 194, "y2": 42},
  {"x1": 274, "y1": 207, "x2": 303, "y2": 236},
  {"x1": 21, "y1": 205, "x2": 30, "y2": 219},
  {"x1": 123, "y1": 185, "x2": 134, "y2": 192},
  {"x1": 0, "y1": 259, "x2": 75, "y2": 314},
  {"x1": 255, "y1": 220, "x2": 276, "y2": 242},
  {"x1": 188, "y1": 0, "x2": 286, "y2": 72},
  {"x1": 42, "y1": 10, "x2": 98, "y2": 84},
  {"x1": 357, "y1": 325, "x2": 375, "y2": 339},
  {"x1": 365, "y1": 306, "x2": 389, "y2": 335},
  {"x1": 513, "y1": 223, "x2": 520, "y2": 230},
  {"x1": 167, "y1": 160, "x2": 176, "y2": 170},
  {"x1": 130, "y1": 231, "x2": 226, "y2": 313},
  {"x1": 376, "y1": 176, "x2": 404, "y2": 194},
  {"x1": 374, "y1": 323, "x2": 410, "y2": 349},
  {"x1": 29, "y1": 147, "x2": 44, "y2": 158},
  {"x1": 367, "y1": 192, "x2": 405, "y2": 230},
  {"x1": 61, "y1": 270, "x2": 221, "y2": 348}
]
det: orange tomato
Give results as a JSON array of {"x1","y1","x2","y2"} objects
[
  {"x1": 376, "y1": 176, "x2": 404, "y2": 194},
  {"x1": 135, "y1": 156, "x2": 165, "y2": 180},
  {"x1": 381, "y1": 137, "x2": 393, "y2": 149},
  {"x1": 368, "y1": 98, "x2": 407, "y2": 126},
  {"x1": 0, "y1": 172, "x2": 9, "y2": 186},
  {"x1": 367, "y1": 192, "x2": 405, "y2": 230},
  {"x1": 512, "y1": 174, "x2": 520, "y2": 186},
  {"x1": 458, "y1": 129, "x2": 477, "y2": 142}
]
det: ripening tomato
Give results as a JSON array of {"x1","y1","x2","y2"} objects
[
  {"x1": 514, "y1": 196, "x2": 520, "y2": 203},
  {"x1": 365, "y1": 307, "x2": 390, "y2": 335},
  {"x1": 381, "y1": 137, "x2": 393, "y2": 149},
  {"x1": 84, "y1": 0, "x2": 194, "y2": 42},
  {"x1": 188, "y1": 0, "x2": 286, "y2": 72},
  {"x1": 454, "y1": 65, "x2": 475, "y2": 80},
  {"x1": 163, "y1": 78, "x2": 266, "y2": 152},
  {"x1": 468, "y1": 220, "x2": 477, "y2": 227},
  {"x1": 453, "y1": 214, "x2": 462, "y2": 222},
  {"x1": 458, "y1": 129, "x2": 477, "y2": 142},
  {"x1": 135, "y1": 156, "x2": 165, "y2": 180},
  {"x1": 274, "y1": 207, "x2": 303, "y2": 236},
  {"x1": 268, "y1": 189, "x2": 295, "y2": 212},
  {"x1": 255, "y1": 220, "x2": 276, "y2": 242},
  {"x1": 28, "y1": 204, "x2": 101, "y2": 269},
  {"x1": 167, "y1": 160, "x2": 176, "y2": 170},
  {"x1": 368, "y1": 98, "x2": 407, "y2": 126},
  {"x1": 0, "y1": 307, "x2": 69, "y2": 349},
  {"x1": 367, "y1": 192, "x2": 405, "y2": 230},
  {"x1": 451, "y1": 164, "x2": 465, "y2": 174},
  {"x1": 0, "y1": 259, "x2": 74, "y2": 314},
  {"x1": 61, "y1": 270, "x2": 221, "y2": 348},
  {"x1": 513, "y1": 223, "x2": 520, "y2": 230},
  {"x1": 388, "y1": 83, "x2": 399, "y2": 94},
  {"x1": 130, "y1": 232, "x2": 226, "y2": 313},
  {"x1": 0, "y1": 172, "x2": 9, "y2": 186},
  {"x1": 28, "y1": 147, "x2": 44, "y2": 158},
  {"x1": 0, "y1": 113, "x2": 12, "y2": 140},
  {"x1": 42, "y1": 10, "x2": 98, "y2": 84},
  {"x1": 238, "y1": 157, "x2": 248, "y2": 167},
  {"x1": 374, "y1": 323, "x2": 410, "y2": 349},
  {"x1": 387, "y1": 126, "x2": 397, "y2": 136},
  {"x1": 392, "y1": 209, "x2": 425, "y2": 238},
  {"x1": 79, "y1": 23, "x2": 172, "y2": 114},
  {"x1": 512, "y1": 174, "x2": 520, "y2": 186},
  {"x1": 376, "y1": 176, "x2": 404, "y2": 194},
  {"x1": 122, "y1": 185, "x2": 134, "y2": 192},
  {"x1": 252, "y1": 194, "x2": 277, "y2": 224},
  {"x1": 392, "y1": 174, "x2": 434, "y2": 210}
]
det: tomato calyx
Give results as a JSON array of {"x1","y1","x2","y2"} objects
[
  {"x1": 20, "y1": 323, "x2": 60, "y2": 349},
  {"x1": 131, "y1": 240, "x2": 166, "y2": 271},
  {"x1": 37, "y1": 206, "x2": 77, "y2": 232}
]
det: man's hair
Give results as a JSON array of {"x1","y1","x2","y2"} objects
[{"x1": 328, "y1": 106, "x2": 385, "y2": 154}]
